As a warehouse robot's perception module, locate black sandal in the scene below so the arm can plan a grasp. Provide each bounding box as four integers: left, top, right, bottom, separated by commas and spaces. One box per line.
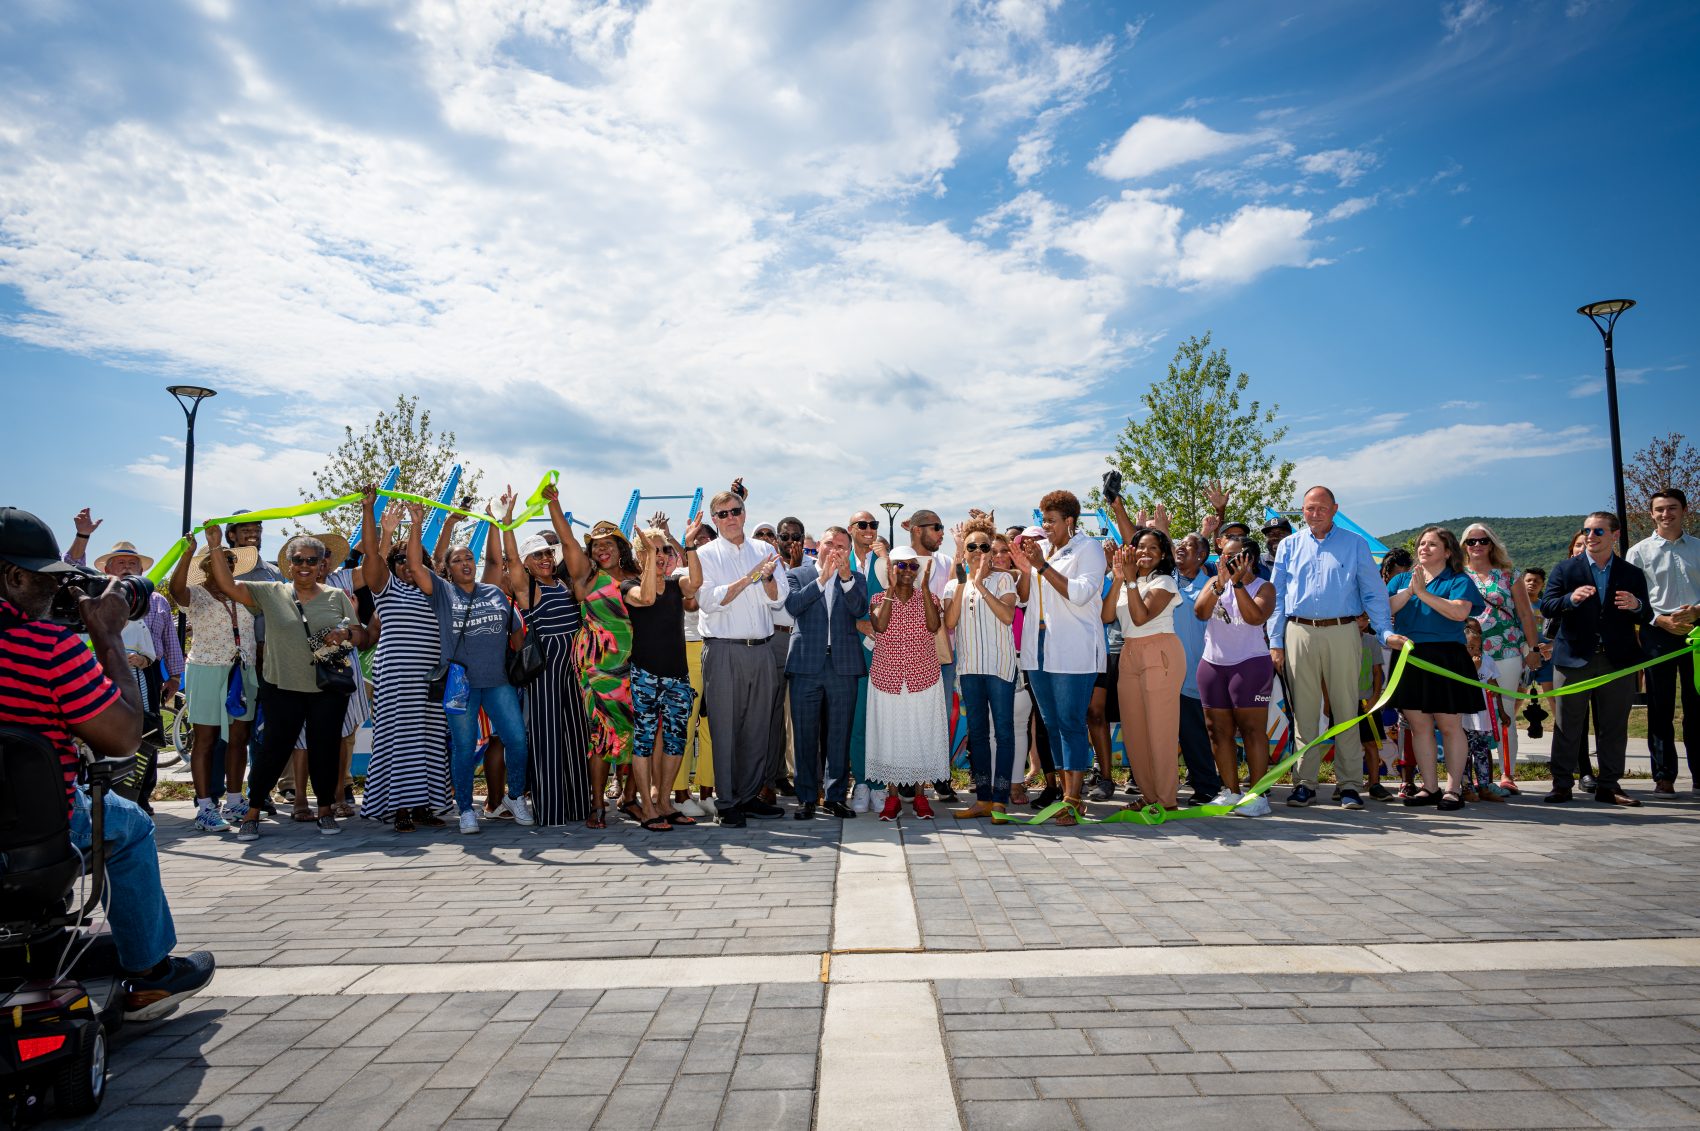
393, 810, 415, 833
659, 810, 697, 826
617, 800, 642, 822
1403, 789, 1439, 807
1437, 791, 1465, 811
641, 815, 673, 831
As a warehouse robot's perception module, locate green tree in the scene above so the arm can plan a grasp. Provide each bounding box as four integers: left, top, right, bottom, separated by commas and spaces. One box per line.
299, 395, 484, 541
1102, 333, 1295, 536
1623, 432, 1700, 542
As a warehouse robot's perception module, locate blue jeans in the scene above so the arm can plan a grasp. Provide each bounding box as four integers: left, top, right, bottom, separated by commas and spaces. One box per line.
960, 674, 1015, 802
71, 786, 176, 973
448, 684, 530, 813
1028, 631, 1097, 773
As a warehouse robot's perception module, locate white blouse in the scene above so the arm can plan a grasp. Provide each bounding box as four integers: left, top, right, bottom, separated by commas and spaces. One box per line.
1115, 573, 1180, 640
1016, 532, 1107, 675
186, 584, 257, 667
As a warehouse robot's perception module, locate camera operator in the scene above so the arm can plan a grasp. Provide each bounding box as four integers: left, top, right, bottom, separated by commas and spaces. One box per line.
65, 509, 185, 812
0, 507, 214, 1021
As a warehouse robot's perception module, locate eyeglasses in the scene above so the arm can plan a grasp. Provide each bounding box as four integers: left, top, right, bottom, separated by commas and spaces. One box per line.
777, 533, 804, 543
851, 520, 879, 530
714, 508, 744, 519
804, 548, 818, 557
1582, 527, 1610, 537
965, 541, 991, 552
289, 555, 323, 566
1462, 537, 1492, 547
913, 523, 943, 532
892, 561, 919, 572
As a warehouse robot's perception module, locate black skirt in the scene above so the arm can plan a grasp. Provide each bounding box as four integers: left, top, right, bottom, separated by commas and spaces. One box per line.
1389, 640, 1486, 716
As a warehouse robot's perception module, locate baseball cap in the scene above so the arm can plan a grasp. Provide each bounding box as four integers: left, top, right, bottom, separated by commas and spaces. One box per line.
1261, 516, 1294, 534
0, 508, 77, 574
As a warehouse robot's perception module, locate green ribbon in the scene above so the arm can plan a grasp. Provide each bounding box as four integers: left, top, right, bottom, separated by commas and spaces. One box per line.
994, 628, 1700, 828
143, 471, 561, 586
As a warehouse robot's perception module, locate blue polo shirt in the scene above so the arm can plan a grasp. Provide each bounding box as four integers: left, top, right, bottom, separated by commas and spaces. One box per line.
1173, 568, 1210, 698
1388, 568, 1485, 645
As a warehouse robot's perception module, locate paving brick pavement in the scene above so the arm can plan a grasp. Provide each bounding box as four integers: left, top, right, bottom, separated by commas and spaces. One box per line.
904, 784, 1700, 951
150, 807, 839, 966
942, 966, 1700, 1129
82, 982, 824, 1130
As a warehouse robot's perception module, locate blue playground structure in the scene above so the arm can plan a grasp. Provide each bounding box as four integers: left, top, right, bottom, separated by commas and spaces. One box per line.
619, 487, 704, 537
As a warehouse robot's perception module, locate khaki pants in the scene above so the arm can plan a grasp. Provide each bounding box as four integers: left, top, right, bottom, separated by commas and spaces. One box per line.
1289, 621, 1365, 790
1117, 634, 1184, 809
674, 640, 715, 791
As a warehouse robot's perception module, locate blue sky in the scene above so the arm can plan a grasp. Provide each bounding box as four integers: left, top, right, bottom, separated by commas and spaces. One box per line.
2, 0, 1696, 563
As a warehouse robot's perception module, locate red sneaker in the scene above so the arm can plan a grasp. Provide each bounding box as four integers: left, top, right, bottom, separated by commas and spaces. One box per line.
912, 794, 934, 820
879, 795, 901, 821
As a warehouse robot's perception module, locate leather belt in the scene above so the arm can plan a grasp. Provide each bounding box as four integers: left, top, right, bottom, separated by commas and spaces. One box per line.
773, 624, 792, 634
1290, 615, 1358, 628
714, 636, 773, 647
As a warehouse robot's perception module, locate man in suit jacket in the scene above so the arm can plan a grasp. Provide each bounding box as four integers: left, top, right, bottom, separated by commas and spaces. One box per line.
784, 526, 869, 818
1540, 511, 1654, 806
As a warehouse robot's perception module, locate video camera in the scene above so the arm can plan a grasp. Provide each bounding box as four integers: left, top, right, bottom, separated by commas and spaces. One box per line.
47, 569, 153, 632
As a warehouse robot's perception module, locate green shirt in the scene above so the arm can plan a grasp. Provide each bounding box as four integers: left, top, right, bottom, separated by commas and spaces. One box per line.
247, 582, 356, 694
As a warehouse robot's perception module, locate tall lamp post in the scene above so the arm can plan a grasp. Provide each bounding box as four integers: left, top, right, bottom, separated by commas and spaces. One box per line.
879, 502, 904, 547
1577, 300, 1635, 554
167, 385, 217, 644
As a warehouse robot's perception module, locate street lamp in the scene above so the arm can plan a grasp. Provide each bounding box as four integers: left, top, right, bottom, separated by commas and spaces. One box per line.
1577, 299, 1635, 554
167, 385, 217, 645
879, 501, 904, 546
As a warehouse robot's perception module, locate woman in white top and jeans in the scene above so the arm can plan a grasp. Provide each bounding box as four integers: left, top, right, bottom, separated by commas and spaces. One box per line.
945, 518, 1019, 818
1016, 489, 1107, 825
1105, 528, 1183, 810
1192, 533, 1276, 817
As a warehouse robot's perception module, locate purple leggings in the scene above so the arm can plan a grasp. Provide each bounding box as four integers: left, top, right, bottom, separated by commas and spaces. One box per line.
1197, 655, 1274, 711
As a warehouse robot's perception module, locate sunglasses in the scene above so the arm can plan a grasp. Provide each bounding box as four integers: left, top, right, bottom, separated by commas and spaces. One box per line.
804, 548, 818, 557
1582, 527, 1610, 537
1462, 537, 1492, 547
289, 554, 323, 566
851, 520, 879, 530
892, 561, 919, 572
965, 541, 991, 552
777, 533, 804, 543
912, 522, 943, 532
714, 507, 745, 519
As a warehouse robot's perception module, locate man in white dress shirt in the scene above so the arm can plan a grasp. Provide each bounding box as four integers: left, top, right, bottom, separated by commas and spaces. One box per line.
690, 487, 789, 827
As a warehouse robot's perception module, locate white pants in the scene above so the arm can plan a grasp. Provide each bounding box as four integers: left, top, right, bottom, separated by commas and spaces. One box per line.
1489, 653, 1524, 767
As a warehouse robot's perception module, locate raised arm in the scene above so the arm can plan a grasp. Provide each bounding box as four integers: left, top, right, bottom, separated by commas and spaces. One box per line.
624, 534, 662, 608
431, 510, 464, 575
202, 525, 257, 608
168, 530, 197, 609
360, 487, 391, 596
404, 502, 434, 596
922, 566, 942, 634
543, 485, 591, 583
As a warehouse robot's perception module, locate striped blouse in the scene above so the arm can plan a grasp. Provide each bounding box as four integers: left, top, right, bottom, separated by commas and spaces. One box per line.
945, 573, 1018, 681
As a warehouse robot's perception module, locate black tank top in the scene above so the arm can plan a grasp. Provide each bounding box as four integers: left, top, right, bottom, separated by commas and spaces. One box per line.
628, 578, 687, 678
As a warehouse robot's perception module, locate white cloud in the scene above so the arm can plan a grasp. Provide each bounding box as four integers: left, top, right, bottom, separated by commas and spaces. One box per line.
1324, 196, 1377, 222
1438, 399, 1484, 411
1442, 0, 1497, 38
1293, 423, 1604, 502
1299, 147, 1380, 186
1054, 190, 1185, 283
1288, 412, 1409, 450
1090, 115, 1254, 180
1176, 205, 1322, 286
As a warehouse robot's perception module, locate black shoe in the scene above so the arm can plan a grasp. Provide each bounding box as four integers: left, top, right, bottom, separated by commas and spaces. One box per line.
1032, 785, 1060, 809
125, 951, 216, 1022
718, 806, 747, 827
1543, 789, 1573, 804
775, 775, 797, 798
1595, 789, 1642, 807
1579, 773, 1598, 792
745, 799, 785, 819
825, 801, 856, 819
934, 781, 959, 803
793, 803, 817, 820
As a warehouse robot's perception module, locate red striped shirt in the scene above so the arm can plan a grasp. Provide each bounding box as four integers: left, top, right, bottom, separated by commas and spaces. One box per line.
0, 598, 121, 813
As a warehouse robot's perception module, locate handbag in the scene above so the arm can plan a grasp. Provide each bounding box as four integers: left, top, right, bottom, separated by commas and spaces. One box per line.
293, 593, 358, 696
222, 599, 248, 717
505, 625, 546, 687
428, 587, 473, 701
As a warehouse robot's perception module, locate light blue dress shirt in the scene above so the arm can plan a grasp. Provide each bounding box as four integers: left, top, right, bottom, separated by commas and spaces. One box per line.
1173, 567, 1210, 698
1268, 523, 1394, 649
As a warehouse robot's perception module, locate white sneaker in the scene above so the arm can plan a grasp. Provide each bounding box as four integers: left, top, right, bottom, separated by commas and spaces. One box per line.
505, 795, 535, 826
194, 807, 230, 833
870, 788, 887, 812
1209, 788, 1242, 808
459, 809, 482, 835
679, 798, 707, 818
697, 796, 718, 819
486, 797, 514, 820
851, 783, 871, 813
220, 796, 247, 823
1236, 794, 1272, 817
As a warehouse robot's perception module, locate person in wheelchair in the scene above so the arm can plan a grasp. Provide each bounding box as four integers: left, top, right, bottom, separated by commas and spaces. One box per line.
0, 508, 213, 1021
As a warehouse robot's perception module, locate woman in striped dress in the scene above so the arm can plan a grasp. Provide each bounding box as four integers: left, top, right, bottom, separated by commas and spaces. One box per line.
504, 487, 595, 827
357, 489, 449, 831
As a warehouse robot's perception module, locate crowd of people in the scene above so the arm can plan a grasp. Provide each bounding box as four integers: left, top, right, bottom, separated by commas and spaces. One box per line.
8, 475, 1700, 850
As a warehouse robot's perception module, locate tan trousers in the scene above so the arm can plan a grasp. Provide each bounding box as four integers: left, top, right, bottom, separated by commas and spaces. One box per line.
1117, 633, 1185, 809
673, 640, 715, 791
1288, 621, 1365, 790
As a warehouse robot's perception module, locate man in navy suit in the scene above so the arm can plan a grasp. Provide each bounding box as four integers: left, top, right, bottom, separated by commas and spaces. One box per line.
1540, 511, 1654, 806
784, 525, 869, 818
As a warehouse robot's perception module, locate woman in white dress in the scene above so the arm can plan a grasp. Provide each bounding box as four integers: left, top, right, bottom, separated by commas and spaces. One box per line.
867, 547, 948, 821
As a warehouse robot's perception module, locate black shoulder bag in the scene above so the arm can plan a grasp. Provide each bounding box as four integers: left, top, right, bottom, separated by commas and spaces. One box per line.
294, 593, 357, 695
505, 586, 546, 687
